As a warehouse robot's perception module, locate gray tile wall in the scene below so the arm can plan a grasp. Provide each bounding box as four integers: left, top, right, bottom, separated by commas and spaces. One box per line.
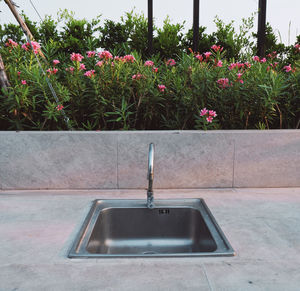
0, 130, 299, 189
0, 132, 117, 189
233, 131, 300, 187
117, 131, 234, 188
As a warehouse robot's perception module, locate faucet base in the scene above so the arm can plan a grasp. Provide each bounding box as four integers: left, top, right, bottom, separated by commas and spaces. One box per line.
147, 191, 154, 209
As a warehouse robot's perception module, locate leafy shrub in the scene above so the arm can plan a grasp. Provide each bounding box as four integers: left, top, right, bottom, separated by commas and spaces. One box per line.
98, 19, 130, 55
153, 16, 185, 59
120, 10, 149, 58
0, 23, 24, 44
182, 26, 216, 54
0, 39, 299, 130
0, 9, 299, 130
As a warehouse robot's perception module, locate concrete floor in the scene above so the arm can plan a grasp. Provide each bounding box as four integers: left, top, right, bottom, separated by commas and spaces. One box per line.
0, 188, 300, 291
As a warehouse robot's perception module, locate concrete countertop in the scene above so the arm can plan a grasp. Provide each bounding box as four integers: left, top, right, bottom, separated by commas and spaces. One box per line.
1, 188, 300, 291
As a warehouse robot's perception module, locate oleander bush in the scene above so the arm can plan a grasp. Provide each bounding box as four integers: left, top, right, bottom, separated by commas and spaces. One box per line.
0, 10, 299, 130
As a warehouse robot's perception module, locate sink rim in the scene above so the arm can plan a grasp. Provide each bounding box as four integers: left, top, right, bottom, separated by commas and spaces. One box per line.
68, 198, 235, 258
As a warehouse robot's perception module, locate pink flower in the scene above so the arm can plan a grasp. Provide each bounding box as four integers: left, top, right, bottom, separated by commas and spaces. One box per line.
217, 78, 230, 89
267, 51, 277, 59
66, 67, 75, 74
166, 59, 176, 66
200, 108, 217, 123
236, 74, 243, 83
22, 41, 41, 54
84, 70, 96, 78
152, 67, 158, 73
21, 80, 27, 85
237, 63, 244, 69
295, 44, 300, 53
31, 41, 41, 52
79, 63, 86, 71
21, 43, 29, 51
216, 60, 223, 67
21, 41, 41, 54
204, 52, 212, 59
70, 53, 84, 62
86, 51, 96, 58
158, 84, 166, 92
5, 39, 18, 48
228, 63, 237, 70
206, 116, 213, 123
123, 55, 135, 63
56, 105, 64, 111
132, 73, 144, 80
17, 71, 21, 76
47, 68, 58, 75
209, 110, 217, 117
229, 62, 245, 70
200, 108, 208, 116
260, 58, 267, 63
244, 62, 251, 68
211, 45, 223, 52
53, 59, 60, 65
114, 56, 121, 62
144, 60, 154, 67
98, 50, 113, 60
253, 56, 260, 62
283, 64, 292, 72
196, 54, 203, 62
96, 61, 104, 67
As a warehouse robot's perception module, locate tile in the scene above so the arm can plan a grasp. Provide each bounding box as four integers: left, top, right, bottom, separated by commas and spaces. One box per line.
203, 260, 300, 291
0, 132, 117, 189
0, 262, 211, 291
117, 131, 234, 188
222, 217, 300, 263
233, 131, 300, 187
262, 217, 300, 252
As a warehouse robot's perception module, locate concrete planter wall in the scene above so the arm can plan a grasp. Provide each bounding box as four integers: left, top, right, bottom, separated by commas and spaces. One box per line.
0, 130, 299, 189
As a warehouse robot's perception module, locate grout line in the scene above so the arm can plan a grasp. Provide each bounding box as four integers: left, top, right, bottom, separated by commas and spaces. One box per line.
232, 138, 236, 188
116, 135, 119, 189
201, 263, 214, 291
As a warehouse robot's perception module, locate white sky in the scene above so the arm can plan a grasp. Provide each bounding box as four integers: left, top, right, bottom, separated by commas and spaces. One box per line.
0, 0, 299, 45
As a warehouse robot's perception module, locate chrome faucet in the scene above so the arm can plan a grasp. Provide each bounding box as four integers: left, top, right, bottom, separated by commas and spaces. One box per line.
147, 143, 155, 209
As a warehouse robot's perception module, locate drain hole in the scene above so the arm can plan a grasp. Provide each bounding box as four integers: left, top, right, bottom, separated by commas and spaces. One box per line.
143, 251, 157, 255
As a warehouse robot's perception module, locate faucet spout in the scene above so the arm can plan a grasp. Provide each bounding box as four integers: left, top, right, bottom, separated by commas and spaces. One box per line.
147, 143, 154, 209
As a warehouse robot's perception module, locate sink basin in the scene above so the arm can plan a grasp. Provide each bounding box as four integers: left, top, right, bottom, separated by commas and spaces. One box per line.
68, 199, 235, 258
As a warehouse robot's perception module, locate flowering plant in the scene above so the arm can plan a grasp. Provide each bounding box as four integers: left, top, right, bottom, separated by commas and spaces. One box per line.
0, 35, 299, 130
195, 108, 219, 130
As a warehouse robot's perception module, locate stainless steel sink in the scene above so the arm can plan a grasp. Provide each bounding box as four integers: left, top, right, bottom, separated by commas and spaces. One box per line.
68, 199, 235, 258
